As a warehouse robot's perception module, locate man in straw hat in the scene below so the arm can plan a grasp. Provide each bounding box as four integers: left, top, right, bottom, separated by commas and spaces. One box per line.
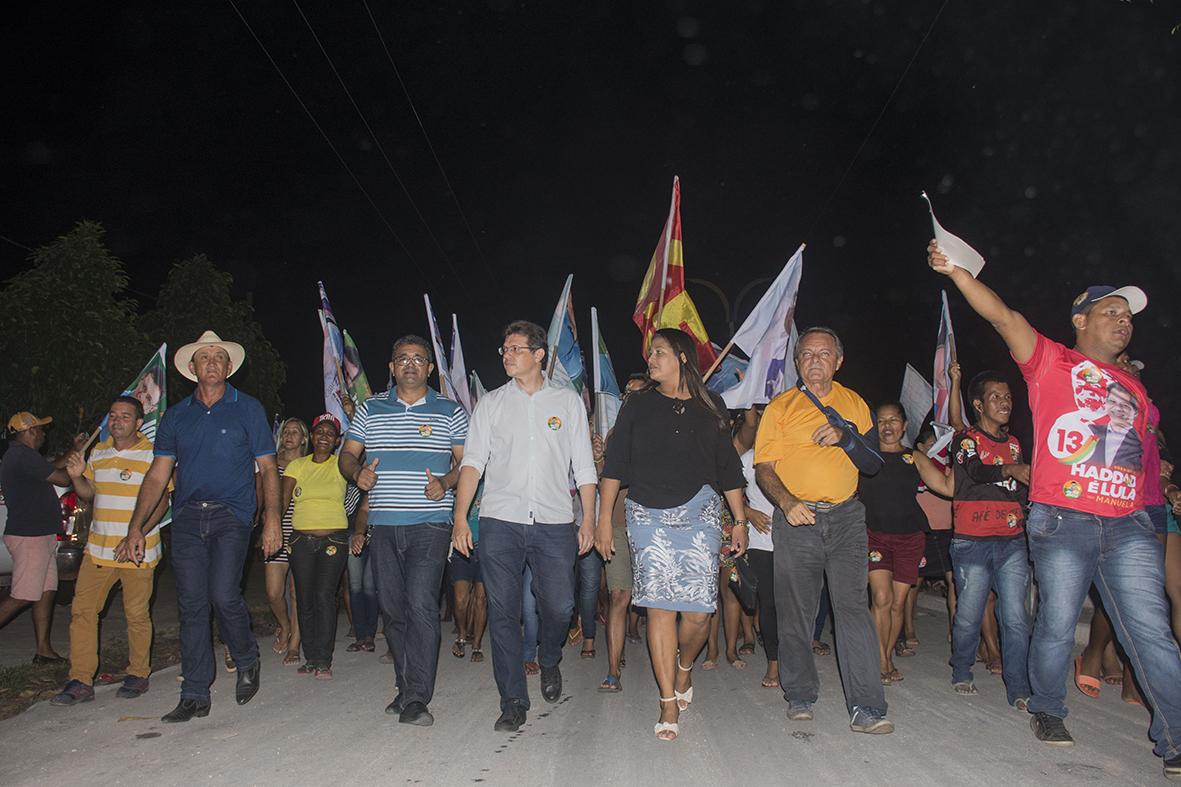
120, 330, 282, 723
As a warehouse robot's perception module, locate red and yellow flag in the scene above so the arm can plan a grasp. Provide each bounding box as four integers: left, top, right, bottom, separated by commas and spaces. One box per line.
633, 176, 717, 371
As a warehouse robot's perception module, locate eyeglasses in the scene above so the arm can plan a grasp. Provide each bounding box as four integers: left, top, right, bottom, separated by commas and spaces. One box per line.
498, 345, 538, 357
393, 355, 430, 367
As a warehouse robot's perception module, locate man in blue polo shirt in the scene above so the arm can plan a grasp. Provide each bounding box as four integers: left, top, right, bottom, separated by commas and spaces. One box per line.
340, 334, 468, 728
121, 331, 281, 723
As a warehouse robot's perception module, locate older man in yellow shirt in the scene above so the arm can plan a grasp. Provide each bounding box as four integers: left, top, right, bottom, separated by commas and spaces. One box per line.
754, 327, 892, 735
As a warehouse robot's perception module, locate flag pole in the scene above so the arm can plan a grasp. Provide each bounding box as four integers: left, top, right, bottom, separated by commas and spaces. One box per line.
654, 177, 677, 328
701, 340, 734, 382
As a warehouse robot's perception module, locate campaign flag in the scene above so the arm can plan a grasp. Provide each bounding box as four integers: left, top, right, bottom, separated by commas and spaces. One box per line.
470, 370, 487, 405
933, 290, 958, 428
900, 364, 933, 446
632, 177, 717, 370
705, 342, 748, 395
318, 309, 350, 432
721, 246, 804, 409
271, 413, 282, 446
546, 275, 589, 409
590, 306, 622, 438
98, 344, 168, 443
448, 314, 475, 415
423, 294, 454, 401
341, 330, 372, 405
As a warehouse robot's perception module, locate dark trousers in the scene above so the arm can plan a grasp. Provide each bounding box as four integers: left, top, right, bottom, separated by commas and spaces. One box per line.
480, 517, 577, 712
748, 549, 778, 661
172, 502, 256, 702
773, 499, 886, 715
289, 531, 350, 668
347, 547, 379, 641
370, 523, 451, 706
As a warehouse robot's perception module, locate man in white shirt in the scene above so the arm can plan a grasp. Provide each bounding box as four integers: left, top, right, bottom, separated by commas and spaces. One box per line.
453, 320, 597, 733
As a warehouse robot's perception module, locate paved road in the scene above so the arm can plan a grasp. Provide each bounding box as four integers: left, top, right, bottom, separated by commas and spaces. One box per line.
0, 593, 1167, 786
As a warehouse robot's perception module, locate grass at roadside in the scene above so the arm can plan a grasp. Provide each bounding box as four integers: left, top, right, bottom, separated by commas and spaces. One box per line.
0, 605, 279, 720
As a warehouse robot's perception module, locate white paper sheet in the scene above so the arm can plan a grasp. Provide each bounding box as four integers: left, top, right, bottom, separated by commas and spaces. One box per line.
921, 191, 986, 278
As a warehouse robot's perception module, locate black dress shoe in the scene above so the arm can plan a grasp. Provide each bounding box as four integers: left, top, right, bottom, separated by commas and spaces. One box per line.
540, 665, 562, 703
32, 654, 66, 665
235, 662, 260, 705
385, 694, 405, 715
162, 699, 210, 723
494, 703, 526, 732
398, 701, 434, 727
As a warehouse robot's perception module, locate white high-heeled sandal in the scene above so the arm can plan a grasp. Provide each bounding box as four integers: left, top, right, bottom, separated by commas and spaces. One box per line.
654, 696, 679, 741
675, 656, 694, 711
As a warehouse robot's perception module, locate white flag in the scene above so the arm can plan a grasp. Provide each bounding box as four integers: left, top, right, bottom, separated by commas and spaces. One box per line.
423, 294, 454, 401
921, 191, 986, 278
899, 364, 933, 446
448, 314, 474, 415
721, 245, 804, 409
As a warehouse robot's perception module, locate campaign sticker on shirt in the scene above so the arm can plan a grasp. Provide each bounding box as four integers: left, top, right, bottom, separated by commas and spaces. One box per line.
294, 485, 302, 498
868, 550, 883, 563
901, 453, 914, 464
119, 469, 132, 481
1062, 480, 1083, 499
419, 424, 434, 437
547, 416, 562, 431
1010, 444, 1022, 461
1006, 512, 1018, 529
325, 545, 337, 556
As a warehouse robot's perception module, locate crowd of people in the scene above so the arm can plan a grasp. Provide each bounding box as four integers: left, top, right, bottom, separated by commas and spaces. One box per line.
2, 241, 1181, 778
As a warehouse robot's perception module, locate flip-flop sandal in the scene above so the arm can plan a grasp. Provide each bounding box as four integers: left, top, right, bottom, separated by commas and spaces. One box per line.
905, 638, 920, 648
1074, 655, 1101, 698
761, 676, 780, 688
524, 661, 540, 676
880, 672, 894, 685
470, 649, 484, 663
452, 639, 466, 658
986, 660, 1003, 676
728, 657, 747, 670
701, 659, 718, 671
894, 642, 916, 658
580, 649, 596, 659
598, 675, 622, 693
283, 651, 301, 666
359, 640, 376, 653
888, 669, 903, 682
738, 642, 756, 656
953, 681, 978, 695
272, 632, 287, 655
811, 641, 831, 656
1102, 673, 1123, 686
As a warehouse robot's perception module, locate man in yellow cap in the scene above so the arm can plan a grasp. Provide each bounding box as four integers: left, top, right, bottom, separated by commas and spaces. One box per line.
0, 411, 76, 662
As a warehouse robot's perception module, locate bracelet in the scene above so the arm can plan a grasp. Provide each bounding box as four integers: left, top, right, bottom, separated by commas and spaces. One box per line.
733, 519, 749, 527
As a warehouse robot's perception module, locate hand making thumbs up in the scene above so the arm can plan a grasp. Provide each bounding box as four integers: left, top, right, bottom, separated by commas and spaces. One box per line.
424, 467, 446, 501
356, 458, 380, 491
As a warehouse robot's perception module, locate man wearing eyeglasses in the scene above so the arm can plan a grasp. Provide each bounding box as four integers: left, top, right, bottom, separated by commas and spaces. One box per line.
453, 320, 598, 733
340, 334, 468, 728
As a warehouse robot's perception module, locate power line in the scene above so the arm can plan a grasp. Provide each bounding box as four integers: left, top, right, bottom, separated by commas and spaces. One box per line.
224, 0, 434, 288
291, 0, 478, 305
0, 235, 34, 252
806, 0, 951, 240
360, 0, 500, 295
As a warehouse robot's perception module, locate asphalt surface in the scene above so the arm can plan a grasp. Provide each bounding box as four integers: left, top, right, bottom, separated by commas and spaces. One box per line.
0, 582, 1168, 786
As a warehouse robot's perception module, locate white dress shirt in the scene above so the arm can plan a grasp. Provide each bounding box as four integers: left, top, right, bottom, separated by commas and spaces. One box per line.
461, 378, 597, 524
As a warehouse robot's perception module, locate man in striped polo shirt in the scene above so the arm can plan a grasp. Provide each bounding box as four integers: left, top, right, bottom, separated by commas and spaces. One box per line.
52, 396, 170, 706
340, 334, 468, 728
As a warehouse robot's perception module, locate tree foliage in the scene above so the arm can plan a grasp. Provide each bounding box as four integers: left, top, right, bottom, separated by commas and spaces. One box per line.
0, 222, 151, 451
138, 255, 285, 417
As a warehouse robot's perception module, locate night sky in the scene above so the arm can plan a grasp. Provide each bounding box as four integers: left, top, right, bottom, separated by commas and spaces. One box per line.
6, 1, 1180, 443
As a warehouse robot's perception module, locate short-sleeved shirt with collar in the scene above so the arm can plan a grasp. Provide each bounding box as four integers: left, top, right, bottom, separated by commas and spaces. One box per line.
345, 387, 468, 526
153, 383, 275, 526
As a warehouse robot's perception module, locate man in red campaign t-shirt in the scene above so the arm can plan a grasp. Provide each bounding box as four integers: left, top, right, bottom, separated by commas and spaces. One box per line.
929, 240, 1181, 780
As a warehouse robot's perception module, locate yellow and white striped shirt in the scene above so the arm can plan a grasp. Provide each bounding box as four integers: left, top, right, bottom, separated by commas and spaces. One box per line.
84, 433, 163, 568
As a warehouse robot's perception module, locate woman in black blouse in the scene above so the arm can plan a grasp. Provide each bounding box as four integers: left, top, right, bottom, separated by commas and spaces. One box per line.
596, 328, 748, 742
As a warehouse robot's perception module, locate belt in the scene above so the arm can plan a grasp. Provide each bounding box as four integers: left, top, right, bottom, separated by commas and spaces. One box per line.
800, 494, 857, 513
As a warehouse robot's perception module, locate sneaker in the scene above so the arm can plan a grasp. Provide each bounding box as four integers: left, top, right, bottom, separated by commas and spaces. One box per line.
116, 675, 150, 699
50, 680, 95, 706
314, 667, 333, 680
1030, 713, 1074, 747
1164, 753, 1181, 780
849, 706, 894, 734
786, 701, 814, 721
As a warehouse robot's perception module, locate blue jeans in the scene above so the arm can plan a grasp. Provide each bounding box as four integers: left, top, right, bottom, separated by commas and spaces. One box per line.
369, 523, 451, 706
1027, 503, 1181, 758
522, 565, 540, 663
949, 536, 1031, 703
347, 547, 379, 641
575, 550, 603, 642
480, 518, 577, 712
171, 502, 256, 701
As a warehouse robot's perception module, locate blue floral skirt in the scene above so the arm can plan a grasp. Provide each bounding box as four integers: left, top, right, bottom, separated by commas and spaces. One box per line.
626, 485, 723, 613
